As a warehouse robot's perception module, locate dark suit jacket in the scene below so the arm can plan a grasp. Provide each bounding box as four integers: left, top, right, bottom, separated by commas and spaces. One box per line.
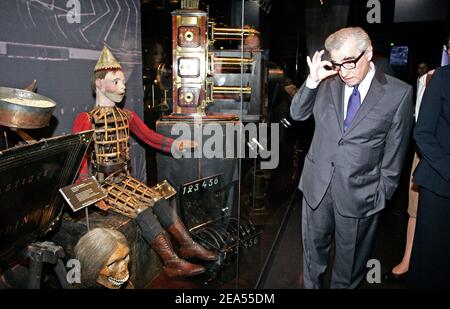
413, 66, 450, 198
291, 67, 413, 218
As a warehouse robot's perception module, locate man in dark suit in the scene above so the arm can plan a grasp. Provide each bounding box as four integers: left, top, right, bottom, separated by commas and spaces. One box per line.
409, 65, 450, 289
290, 27, 413, 288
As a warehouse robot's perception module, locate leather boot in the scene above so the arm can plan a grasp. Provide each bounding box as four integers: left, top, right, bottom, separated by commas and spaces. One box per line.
167, 219, 218, 261
150, 233, 205, 277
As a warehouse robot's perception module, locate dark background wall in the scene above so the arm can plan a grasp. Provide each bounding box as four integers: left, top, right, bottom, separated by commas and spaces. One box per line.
0, 0, 146, 181
267, 0, 449, 86
348, 0, 449, 84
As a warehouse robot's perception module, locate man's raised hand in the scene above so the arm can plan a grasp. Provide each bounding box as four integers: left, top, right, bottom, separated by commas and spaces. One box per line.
306, 50, 337, 83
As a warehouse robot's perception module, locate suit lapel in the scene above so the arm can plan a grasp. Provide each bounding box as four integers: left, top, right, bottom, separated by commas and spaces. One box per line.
343, 68, 386, 136
330, 76, 345, 135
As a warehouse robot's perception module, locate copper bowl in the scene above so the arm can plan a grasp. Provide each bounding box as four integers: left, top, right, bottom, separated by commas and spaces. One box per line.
0, 87, 56, 129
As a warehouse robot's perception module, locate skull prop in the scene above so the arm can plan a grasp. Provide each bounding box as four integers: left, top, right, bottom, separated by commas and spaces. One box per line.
97, 243, 130, 289
75, 228, 131, 289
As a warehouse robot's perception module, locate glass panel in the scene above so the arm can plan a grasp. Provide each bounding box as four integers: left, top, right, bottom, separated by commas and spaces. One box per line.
143, 0, 299, 289
236, 0, 301, 289
146, 0, 245, 288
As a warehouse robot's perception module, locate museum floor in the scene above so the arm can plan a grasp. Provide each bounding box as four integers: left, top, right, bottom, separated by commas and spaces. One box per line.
146, 186, 411, 289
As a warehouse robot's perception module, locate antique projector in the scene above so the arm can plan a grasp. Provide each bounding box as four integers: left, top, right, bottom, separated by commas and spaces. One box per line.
170, 0, 258, 117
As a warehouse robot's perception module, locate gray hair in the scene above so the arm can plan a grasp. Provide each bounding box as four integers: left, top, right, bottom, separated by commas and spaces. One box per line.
74, 228, 128, 288
325, 27, 371, 53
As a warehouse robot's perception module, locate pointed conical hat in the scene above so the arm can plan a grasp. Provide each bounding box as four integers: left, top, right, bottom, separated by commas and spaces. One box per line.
94, 46, 122, 72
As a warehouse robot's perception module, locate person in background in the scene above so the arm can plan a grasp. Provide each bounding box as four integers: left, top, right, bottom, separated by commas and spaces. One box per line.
243, 32, 261, 51
386, 62, 432, 281
144, 40, 171, 113
389, 42, 448, 282
416, 62, 429, 77
408, 40, 450, 289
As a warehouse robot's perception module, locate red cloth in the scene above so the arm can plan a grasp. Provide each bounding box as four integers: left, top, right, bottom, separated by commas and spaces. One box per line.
128, 110, 174, 153
72, 109, 174, 181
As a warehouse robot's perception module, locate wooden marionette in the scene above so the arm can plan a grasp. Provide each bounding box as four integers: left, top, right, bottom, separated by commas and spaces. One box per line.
72, 47, 217, 278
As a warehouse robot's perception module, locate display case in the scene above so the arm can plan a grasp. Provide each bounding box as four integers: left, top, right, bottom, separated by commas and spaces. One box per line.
143, 0, 300, 289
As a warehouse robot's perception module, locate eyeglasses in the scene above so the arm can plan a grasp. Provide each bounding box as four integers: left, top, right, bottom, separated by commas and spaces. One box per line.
330, 50, 366, 71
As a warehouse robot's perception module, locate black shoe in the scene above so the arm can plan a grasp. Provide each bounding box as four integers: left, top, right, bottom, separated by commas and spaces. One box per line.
384, 271, 407, 283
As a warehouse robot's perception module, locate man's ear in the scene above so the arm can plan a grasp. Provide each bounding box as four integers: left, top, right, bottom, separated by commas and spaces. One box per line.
366, 45, 373, 62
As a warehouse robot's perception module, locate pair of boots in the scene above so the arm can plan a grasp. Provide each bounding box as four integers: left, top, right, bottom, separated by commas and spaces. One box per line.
150, 219, 217, 277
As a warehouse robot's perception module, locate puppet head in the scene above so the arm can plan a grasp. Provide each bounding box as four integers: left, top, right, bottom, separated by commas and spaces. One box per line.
92, 47, 126, 106
75, 228, 130, 289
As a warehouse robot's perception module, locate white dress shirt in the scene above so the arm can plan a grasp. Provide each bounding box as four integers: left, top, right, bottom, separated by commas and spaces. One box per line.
305, 62, 376, 120
343, 62, 376, 117
415, 73, 427, 122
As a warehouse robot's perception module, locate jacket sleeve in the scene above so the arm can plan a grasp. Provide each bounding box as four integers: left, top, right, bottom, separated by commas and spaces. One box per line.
414, 68, 450, 181
380, 86, 414, 200
128, 110, 174, 153
72, 112, 92, 182
290, 81, 319, 121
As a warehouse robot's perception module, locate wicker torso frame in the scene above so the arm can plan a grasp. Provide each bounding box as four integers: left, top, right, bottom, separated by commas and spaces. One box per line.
87, 106, 175, 218
89, 106, 130, 175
